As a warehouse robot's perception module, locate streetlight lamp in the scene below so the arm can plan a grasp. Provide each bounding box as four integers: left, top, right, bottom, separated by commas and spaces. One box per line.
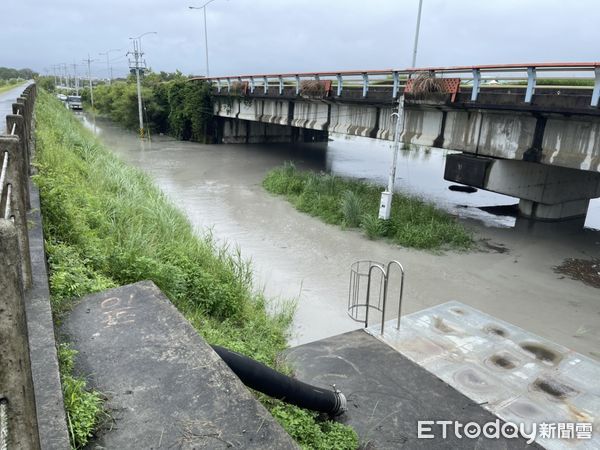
99, 48, 122, 85
189, 0, 218, 77
130, 31, 158, 54
127, 31, 157, 138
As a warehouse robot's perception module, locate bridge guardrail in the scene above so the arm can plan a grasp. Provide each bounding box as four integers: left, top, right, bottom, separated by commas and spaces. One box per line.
193, 62, 600, 107
0, 83, 41, 449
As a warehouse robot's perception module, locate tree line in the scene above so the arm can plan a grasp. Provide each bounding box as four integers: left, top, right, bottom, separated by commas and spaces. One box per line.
0, 67, 37, 81
89, 72, 214, 142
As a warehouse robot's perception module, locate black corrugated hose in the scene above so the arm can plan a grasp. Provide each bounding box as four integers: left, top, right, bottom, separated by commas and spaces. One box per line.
211, 345, 347, 416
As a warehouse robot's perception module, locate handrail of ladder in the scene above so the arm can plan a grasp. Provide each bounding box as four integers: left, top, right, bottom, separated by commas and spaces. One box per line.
386, 260, 405, 332
365, 263, 387, 333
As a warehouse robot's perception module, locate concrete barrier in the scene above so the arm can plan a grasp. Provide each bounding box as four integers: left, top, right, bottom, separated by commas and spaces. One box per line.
0, 219, 40, 450
0, 84, 70, 449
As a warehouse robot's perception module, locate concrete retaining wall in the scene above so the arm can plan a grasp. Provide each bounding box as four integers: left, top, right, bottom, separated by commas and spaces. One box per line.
0, 84, 70, 449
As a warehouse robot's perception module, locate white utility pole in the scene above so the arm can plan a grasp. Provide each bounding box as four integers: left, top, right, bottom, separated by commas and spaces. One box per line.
71, 63, 79, 95
378, 0, 423, 220
189, 0, 218, 77
128, 32, 157, 138
378, 96, 405, 220
128, 39, 146, 138
83, 54, 96, 109
99, 49, 121, 85
411, 0, 424, 68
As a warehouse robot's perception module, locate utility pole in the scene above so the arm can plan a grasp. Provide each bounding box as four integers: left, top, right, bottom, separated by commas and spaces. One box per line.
378, 96, 405, 220
411, 0, 424, 68
83, 54, 96, 109
99, 49, 121, 85
71, 63, 79, 95
378, 0, 423, 219
51, 65, 58, 87
127, 39, 146, 138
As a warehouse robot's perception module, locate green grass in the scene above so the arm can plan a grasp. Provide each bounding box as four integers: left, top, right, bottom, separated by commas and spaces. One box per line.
263, 163, 473, 250
34, 90, 357, 449
58, 344, 104, 449
0, 81, 24, 94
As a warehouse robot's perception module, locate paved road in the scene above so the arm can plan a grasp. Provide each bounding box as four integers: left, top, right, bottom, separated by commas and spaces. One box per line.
0, 82, 32, 133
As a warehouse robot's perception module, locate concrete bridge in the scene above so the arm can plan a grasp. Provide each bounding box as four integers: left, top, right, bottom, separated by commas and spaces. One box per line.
194, 62, 600, 222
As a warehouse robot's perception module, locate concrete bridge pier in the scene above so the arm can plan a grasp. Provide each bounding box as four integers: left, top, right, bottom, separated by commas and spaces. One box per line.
445, 154, 600, 222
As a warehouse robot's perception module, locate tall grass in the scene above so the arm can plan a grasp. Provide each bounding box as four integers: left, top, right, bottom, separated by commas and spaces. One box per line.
34, 91, 357, 449
263, 164, 473, 250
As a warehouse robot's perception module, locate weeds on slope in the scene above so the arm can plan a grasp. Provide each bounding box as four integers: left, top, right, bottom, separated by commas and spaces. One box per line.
35, 90, 357, 449
263, 162, 473, 251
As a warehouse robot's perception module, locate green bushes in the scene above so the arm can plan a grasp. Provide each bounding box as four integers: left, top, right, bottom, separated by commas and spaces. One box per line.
85, 72, 213, 142
263, 163, 473, 250
35, 90, 357, 449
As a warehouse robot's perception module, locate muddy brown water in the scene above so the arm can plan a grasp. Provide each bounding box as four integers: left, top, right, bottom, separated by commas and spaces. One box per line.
82, 115, 600, 358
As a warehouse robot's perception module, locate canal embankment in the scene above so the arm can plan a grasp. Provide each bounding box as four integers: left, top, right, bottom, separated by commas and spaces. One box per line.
34, 90, 358, 449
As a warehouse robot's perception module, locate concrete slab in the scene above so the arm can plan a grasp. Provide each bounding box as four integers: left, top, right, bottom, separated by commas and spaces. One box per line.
285, 330, 541, 449
61, 281, 297, 449
367, 301, 600, 450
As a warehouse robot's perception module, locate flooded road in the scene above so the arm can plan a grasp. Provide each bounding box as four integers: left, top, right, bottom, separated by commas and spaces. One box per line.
85, 116, 600, 359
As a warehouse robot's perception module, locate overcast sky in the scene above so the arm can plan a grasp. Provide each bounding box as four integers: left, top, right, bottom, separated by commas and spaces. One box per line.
3, 0, 599, 78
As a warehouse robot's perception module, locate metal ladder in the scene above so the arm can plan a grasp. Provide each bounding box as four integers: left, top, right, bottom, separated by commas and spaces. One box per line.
347, 260, 405, 335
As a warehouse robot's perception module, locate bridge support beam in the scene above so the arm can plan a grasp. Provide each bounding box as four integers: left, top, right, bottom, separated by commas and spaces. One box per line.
216, 117, 328, 144
445, 154, 600, 222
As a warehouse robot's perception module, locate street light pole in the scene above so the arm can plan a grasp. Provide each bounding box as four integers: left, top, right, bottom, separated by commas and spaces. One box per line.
189, 0, 218, 77
411, 0, 424, 68
99, 49, 121, 85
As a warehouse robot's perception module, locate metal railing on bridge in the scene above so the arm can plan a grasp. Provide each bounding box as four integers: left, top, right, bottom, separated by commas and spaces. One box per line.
194, 62, 600, 107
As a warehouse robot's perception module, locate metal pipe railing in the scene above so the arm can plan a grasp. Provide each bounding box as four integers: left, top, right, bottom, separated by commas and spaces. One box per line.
193, 62, 600, 106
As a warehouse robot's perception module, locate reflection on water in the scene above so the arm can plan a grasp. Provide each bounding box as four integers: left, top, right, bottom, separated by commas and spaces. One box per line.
81, 115, 600, 231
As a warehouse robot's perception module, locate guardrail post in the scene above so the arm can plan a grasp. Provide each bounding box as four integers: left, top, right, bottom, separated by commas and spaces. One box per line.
6, 115, 30, 207
336, 74, 343, 96
592, 67, 600, 107
278, 76, 283, 95
471, 68, 481, 101
392, 71, 399, 98
0, 135, 31, 288
362, 73, 369, 97
250, 77, 255, 94
295, 75, 300, 95
263, 76, 268, 94
525, 67, 536, 103
0, 219, 41, 450
12, 102, 29, 158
